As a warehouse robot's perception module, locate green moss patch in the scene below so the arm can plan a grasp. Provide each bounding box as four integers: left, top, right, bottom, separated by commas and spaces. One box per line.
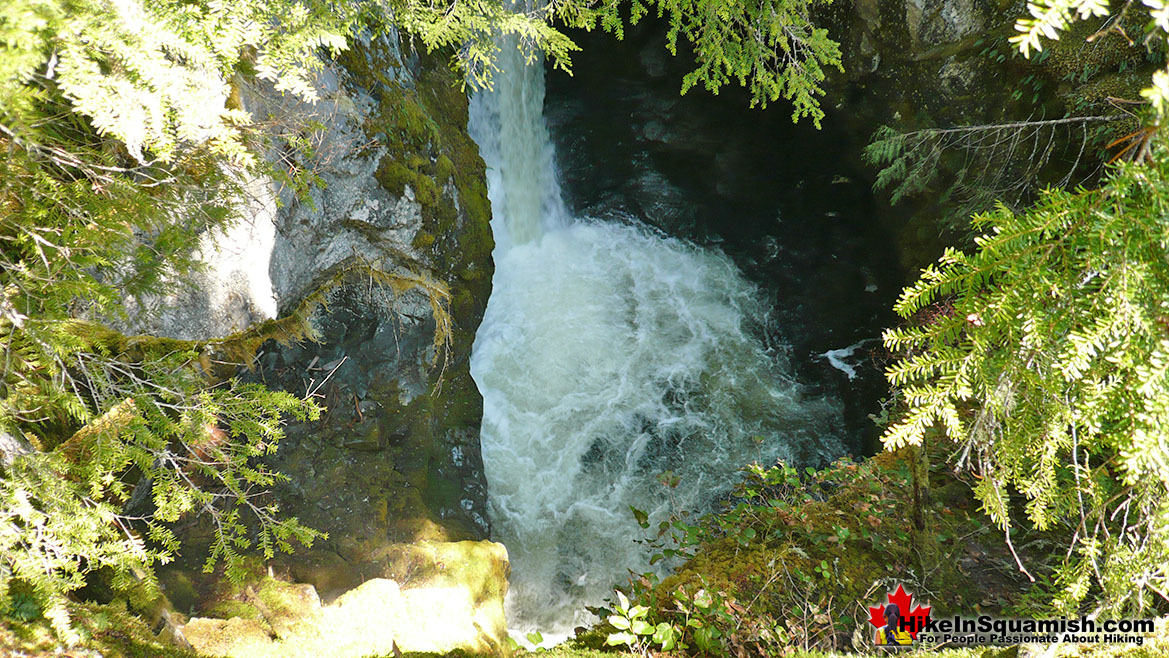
0, 602, 200, 658
612, 446, 1027, 654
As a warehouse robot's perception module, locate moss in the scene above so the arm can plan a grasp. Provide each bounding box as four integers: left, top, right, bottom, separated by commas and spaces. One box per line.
1070, 67, 1155, 110
413, 231, 437, 249
434, 154, 456, 181
171, 554, 268, 616
310, 37, 492, 547
645, 447, 1019, 651
158, 570, 199, 615
1042, 16, 1148, 79
434, 370, 487, 430
345, 45, 494, 447
205, 599, 265, 623
180, 616, 273, 656
374, 160, 419, 197
340, 40, 493, 285
0, 602, 200, 658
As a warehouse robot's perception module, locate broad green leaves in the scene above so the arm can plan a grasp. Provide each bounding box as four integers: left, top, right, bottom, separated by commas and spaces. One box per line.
605, 588, 692, 654
606, 590, 654, 649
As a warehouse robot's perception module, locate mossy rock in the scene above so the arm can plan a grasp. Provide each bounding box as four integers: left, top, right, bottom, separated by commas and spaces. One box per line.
371, 540, 509, 597
1041, 15, 1149, 80
642, 447, 1018, 652
180, 541, 510, 658
204, 600, 266, 625
251, 578, 322, 639
158, 570, 197, 611
284, 549, 358, 597
181, 616, 275, 658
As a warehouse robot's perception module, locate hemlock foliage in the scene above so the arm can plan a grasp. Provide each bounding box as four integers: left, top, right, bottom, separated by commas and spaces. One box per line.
13, 0, 1169, 647
615, 0, 842, 126
883, 152, 1169, 613
882, 0, 1169, 614
862, 116, 1120, 227
399, 0, 843, 126
0, 0, 343, 635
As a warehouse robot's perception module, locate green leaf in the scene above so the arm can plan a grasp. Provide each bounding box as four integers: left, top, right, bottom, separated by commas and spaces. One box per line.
615, 590, 630, 613
631, 619, 654, 635
605, 631, 637, 647
630, 505, 649, 527
693, 588, 714, 609
653, 622, 677, 650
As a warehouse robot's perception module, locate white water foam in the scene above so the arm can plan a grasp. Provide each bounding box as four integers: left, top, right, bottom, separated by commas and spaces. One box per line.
819, 338, 879, 381
467, 39, 844, 635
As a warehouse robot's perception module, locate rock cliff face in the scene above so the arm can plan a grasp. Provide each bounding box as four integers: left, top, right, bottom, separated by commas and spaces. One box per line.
151, 28, 503, 654
827, 0, 1012, 270
830, 0, 1143, 273
833, 0, 1009, 139
248, 33, 497, 590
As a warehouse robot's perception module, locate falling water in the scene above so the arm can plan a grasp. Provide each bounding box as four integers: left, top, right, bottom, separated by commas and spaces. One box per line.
467, 40, 845, 636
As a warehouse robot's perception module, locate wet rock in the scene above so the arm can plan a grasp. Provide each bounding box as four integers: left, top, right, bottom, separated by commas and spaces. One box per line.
639, 43, 668, 78
905, 0, 985, 47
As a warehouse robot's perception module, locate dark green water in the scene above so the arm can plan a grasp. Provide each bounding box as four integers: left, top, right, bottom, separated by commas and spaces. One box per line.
544, 25, 906, 452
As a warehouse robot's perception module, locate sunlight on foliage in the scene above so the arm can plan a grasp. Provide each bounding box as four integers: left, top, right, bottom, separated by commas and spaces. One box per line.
0, 0, 843, 643
1011, 0, 1169, 118
397, 0, 842, 126
883, 144, 1169, 614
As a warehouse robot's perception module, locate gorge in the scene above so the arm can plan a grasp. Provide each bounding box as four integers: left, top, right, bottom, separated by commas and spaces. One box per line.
5, 1, 1168, 656
467, 30, 895, 635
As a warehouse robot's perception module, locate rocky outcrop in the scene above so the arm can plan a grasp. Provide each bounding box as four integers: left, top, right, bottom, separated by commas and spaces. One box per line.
153, 26, 499, 653
118, 171, 280, 340
836, 0, 1003, 121
830, 0, 1146, 273
252, 35, 494, 585
181, 541, 510, 658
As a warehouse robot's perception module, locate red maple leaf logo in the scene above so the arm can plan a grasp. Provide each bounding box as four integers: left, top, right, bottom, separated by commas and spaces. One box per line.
867, 584, 932, 640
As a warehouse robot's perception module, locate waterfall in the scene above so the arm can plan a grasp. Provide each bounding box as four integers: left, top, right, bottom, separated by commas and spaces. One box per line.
467, 40, 845, 637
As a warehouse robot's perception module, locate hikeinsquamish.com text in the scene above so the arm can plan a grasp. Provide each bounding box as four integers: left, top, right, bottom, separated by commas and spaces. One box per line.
912, 616, 1154, 646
